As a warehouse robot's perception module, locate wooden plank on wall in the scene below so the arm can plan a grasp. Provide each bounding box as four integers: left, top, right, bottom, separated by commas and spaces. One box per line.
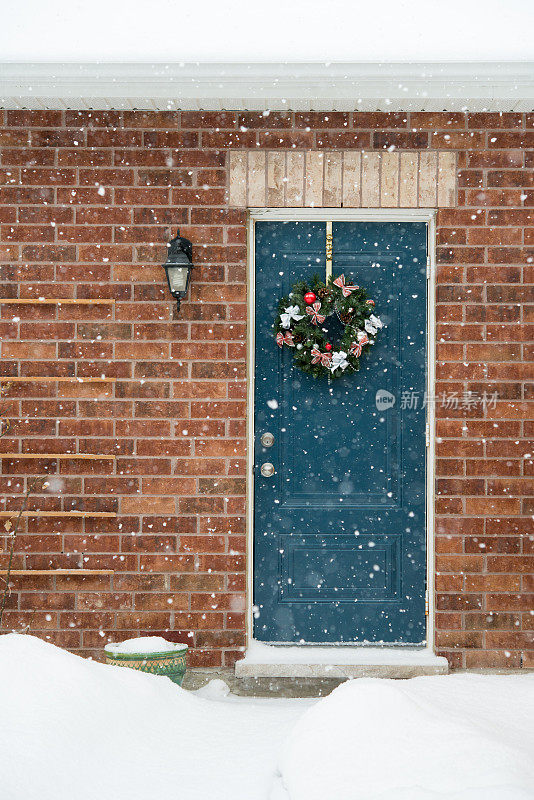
304, 151, 324, 207
228, 151, 247, 207
0, 377, 116, 383
323, 152, 342, 207
247, 151, 266, 206
399, 152, 419, 207
267, 152, 285, 206
419, 151, 438, 207
361, 152, 380, 207
380, 151, 399, 207
0, 511, 117, 518
286, 152, 305, 207
438, 151, 457, 207
0, 453, 115, 460
342, 151, 361, 207
0, 569, 114, 575
0, 299, 114, 304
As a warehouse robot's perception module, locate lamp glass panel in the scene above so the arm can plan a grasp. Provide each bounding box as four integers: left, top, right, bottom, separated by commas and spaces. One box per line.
167, 266, 189, 294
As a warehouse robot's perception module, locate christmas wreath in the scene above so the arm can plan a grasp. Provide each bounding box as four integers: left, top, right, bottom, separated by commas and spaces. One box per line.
275, 273, 383, 379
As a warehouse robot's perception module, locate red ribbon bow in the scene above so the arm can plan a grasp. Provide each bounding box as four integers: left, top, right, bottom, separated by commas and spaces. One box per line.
333, 274, 358, 297
305, 301, 326, 325
311, 346, 332, 367
276, 331, 295, 348
349, 333, 369, 358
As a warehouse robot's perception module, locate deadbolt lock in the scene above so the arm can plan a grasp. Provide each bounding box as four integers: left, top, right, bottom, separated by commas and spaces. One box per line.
260, 462, 275, 478
260, 432, 275, 448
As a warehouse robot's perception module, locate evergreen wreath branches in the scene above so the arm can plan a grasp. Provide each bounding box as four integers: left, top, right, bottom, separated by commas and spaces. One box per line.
274, 273, 383, 380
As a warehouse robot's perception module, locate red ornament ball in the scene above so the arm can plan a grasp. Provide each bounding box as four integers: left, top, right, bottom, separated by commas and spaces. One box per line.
325, 343, 332, 352
304, 291, 316, 304
366, 299, 375, 306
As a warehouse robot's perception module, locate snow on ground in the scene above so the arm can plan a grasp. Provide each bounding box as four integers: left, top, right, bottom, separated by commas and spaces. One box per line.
276, 674, 534, 800
0, 634, 308, 800
0, 633, 533, 800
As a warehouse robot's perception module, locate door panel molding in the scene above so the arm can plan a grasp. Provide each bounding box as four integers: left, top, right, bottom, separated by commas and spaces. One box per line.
279, 534, 400, 603
246, 208, 437, 652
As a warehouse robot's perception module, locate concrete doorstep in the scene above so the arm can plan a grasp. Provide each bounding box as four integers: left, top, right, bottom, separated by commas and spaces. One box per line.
183, 645, 449, 697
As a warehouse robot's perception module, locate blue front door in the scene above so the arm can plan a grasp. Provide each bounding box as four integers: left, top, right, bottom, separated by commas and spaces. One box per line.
253, 220, 428, 644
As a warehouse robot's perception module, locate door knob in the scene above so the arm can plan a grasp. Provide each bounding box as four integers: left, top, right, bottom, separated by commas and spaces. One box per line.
260, 432, 275, 448
260, 462, 275, 477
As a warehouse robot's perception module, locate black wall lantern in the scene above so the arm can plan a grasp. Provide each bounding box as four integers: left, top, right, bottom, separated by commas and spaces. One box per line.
162, 229, 194, 312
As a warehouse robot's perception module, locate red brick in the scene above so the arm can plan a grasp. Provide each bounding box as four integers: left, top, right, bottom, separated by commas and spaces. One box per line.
487, 594, 533, 612
488, 132, 534, 148
349, 112, 407, 128
315, 132, 371, 148
293, 112, 349, 128
173, 459, 226, 476
437, 594, 483, 611
468, 113, 524, 129
466, 460, 520, 477
0, 110, 531, 667
0, 129, 31, 146
412, 112, 466, 130
465, 650, 522, 668
374, 131, 428, 149
465, 575, 521, 591
465, 188, 525, 206
7, 110, 64, 127
486, 631, 534, 649
465, 498, 521, 515
436, 631, 483, 648
58, 149, 113, 167
487, 555, 534, 573
486, 517, 534, 536
179, 498, 225, 515
121, 497, 176, 515
436, 555, 485, 573
436, 574, 464, 591
133, 593, 188, 611
201, 131, 256, 148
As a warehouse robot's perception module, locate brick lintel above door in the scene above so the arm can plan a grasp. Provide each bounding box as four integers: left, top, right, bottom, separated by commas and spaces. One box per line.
228, 150, 457, 208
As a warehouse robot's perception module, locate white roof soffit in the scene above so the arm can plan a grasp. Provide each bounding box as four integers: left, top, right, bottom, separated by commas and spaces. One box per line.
0, 62, 533, 113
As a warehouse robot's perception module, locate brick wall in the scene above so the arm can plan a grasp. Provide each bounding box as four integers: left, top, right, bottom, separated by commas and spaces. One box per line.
0, 110, 532, 669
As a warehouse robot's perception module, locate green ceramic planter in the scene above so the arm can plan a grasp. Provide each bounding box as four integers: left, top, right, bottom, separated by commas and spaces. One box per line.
104, 642, 188, 686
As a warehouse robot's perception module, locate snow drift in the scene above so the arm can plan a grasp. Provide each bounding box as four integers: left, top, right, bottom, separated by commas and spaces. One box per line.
0, 634, 532, 800
0, 634, 305, 800
277, 673, 534, 800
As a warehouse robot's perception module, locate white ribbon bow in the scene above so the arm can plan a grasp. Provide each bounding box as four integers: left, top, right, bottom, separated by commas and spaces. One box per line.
364, 314, 382, 336
369, 314, 383, 329
280, 304, 304, 329
330, 351, 349, 373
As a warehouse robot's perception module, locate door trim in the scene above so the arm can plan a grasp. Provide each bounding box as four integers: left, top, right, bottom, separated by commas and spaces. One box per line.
246, 208, 437, 654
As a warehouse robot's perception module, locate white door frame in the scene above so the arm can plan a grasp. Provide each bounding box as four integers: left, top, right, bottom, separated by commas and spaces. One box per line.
246, 208, 437, 654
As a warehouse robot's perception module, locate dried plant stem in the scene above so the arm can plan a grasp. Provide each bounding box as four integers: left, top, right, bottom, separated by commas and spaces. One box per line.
0, 382, 46, 632
0, 479, 40, 629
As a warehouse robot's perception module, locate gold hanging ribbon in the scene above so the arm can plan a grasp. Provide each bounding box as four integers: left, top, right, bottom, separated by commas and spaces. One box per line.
325, 220, 333, 281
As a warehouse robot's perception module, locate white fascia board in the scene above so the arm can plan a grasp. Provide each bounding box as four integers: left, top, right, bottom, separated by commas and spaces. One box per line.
0, 61, 533, 112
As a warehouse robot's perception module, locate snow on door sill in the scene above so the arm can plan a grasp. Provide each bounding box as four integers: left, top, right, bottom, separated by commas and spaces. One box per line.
235, 641, 448, 679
